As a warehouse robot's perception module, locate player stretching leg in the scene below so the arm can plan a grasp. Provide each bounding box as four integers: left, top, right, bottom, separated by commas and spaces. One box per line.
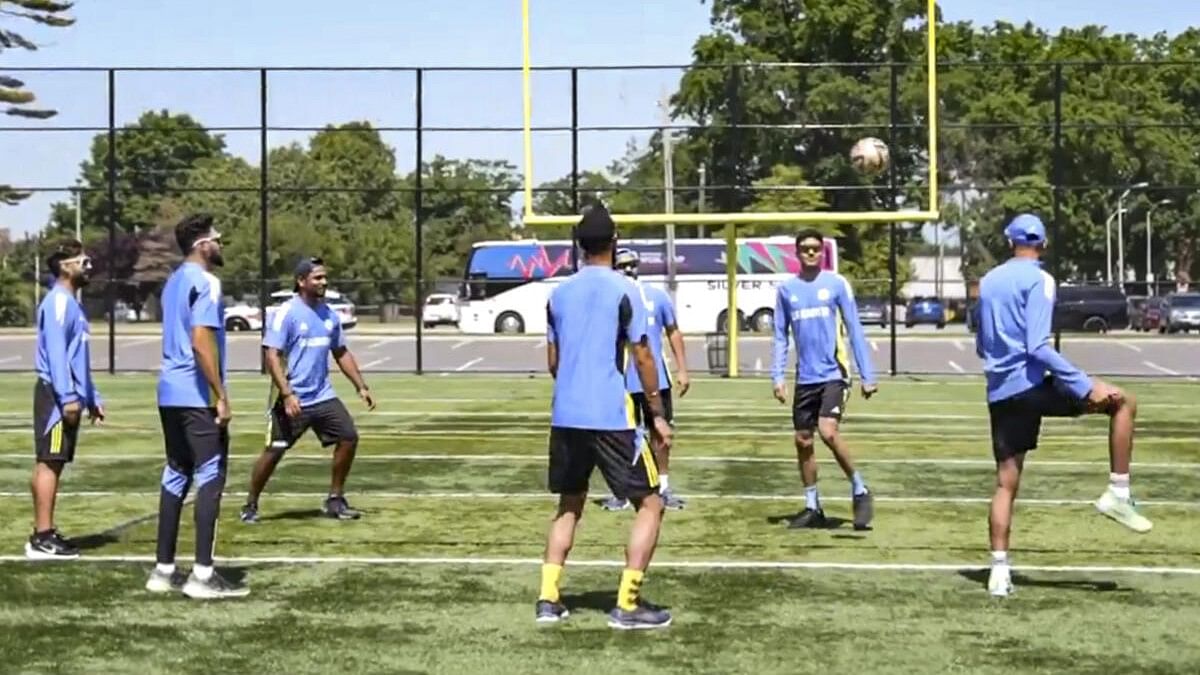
146, 214, 247, 599
976, 214, 1151, 598
535, 205, 674, 630
603, 248, 690, 511
27, 240, 104, 559
240, 257, 375, 523
771, 229, 877, 530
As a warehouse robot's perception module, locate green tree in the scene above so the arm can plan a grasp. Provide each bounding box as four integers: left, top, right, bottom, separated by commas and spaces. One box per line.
416, 156, 520, 283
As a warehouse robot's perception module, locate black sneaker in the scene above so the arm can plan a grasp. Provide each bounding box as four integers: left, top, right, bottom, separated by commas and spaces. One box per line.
535, 599, 570, 624
787, 507, 828, 529
322, 495, 362, 520
608, 604, 672, 630
852, 490, 875, 530
240, 503, 260, 524
25, 529, 79, 560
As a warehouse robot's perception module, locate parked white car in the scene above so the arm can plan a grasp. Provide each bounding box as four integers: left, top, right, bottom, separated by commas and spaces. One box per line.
224, 302, 263, 332
265, 289, 358, 329
423, 293, 460, 328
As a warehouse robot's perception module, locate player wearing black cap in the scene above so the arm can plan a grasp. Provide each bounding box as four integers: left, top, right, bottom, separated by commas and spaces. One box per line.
239, 256, 376, 523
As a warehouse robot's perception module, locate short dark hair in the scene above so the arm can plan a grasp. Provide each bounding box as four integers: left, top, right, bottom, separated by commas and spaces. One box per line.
576, 203, 617, 256
175, 213, 214, 254
47, 239, 84, 277
795, 229, 824, 247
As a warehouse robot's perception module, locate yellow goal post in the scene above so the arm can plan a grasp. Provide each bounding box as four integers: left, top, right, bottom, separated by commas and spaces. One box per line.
519, 0, 942, 376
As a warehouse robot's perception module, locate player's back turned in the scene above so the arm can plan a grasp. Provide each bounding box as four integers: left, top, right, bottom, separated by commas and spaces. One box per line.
548, 268, 637, 431
976, 257, 1054, 402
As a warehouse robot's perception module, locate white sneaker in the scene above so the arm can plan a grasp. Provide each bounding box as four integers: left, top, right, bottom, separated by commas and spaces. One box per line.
145, 568, 188, 593
988, 565, 1013, 597
1095, 488, 1153, 533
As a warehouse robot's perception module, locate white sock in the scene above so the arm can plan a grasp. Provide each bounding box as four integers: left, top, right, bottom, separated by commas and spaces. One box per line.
991, 550, 1009, 567
193, 564, 214, 581
1109, 473, 1131, 499
659, 474, 670, 493
155, 563, 175, 575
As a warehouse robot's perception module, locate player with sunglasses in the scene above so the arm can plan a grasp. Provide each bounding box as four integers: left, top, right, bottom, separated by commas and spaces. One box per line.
771, 229, 878, 531
27, 239, 104, 559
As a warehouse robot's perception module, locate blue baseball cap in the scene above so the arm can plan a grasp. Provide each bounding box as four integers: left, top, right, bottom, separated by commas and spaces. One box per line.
1004, 214, 1047, 245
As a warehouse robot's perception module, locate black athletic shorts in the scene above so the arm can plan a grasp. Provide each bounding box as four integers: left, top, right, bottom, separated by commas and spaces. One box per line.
631, 388, 673, 427
793, 380, 850, 431
269, 397, 358, 452
158, 406, 230, 476
987, 377, 1088, 461
547, 427, 659, 500
33, 379, 80, 463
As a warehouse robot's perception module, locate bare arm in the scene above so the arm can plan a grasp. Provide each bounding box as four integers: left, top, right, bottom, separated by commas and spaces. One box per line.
631, 339, 664, 417
665, 324, 689, 393
547, 341, 559, 378
264, 347, 291, 396
191, 325, 227, 403
333, 346, 369, 393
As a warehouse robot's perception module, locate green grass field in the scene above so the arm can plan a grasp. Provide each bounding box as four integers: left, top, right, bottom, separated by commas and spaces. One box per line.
1, 373, 1198, 674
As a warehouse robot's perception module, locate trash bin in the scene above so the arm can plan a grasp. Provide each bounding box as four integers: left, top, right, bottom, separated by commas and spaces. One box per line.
705, 332, 728, 375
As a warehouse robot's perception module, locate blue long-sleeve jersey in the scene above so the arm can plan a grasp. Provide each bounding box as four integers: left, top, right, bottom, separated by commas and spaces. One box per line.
975, 257, 1092, 403
772, 272, 876, 387
34, 284, 101, 410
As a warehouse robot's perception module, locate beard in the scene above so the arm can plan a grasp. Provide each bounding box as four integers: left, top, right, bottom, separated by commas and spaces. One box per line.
209, 250, 225, 267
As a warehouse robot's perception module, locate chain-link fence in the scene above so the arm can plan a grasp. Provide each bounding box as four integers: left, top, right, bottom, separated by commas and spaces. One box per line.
1, 62, 1197, 376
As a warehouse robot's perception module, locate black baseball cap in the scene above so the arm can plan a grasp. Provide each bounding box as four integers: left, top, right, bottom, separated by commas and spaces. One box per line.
293, 256, 324, 291
576, 203, 616, 243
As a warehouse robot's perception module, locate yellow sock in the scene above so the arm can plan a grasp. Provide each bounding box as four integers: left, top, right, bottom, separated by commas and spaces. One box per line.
539, 563, 563, 603
617, 568, 645, 611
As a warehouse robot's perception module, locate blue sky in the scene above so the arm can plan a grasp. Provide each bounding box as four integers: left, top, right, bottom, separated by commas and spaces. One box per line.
2, 0, 1198, 236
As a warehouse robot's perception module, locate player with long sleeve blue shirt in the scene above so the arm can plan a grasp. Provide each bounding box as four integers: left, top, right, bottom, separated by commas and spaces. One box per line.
27, 240, 104, 560
975, 213, 1151, 599
770, 229, 878, 531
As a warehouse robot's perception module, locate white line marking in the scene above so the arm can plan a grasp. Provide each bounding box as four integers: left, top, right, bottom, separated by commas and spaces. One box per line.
7, 452, 1194, 469
754, 357, 762, 371
0, 355, 22, 365
870, 340, 878, 352
456, 357, 484, 372
1144, 361, 1181, 376
451, 340, 472, 351
953, 340, 965, 352
533, 340, 545, 350
3, 491, 1196, 507
366, 339, 396, 350
118, 337, 158, 348
1117, 342, 1143, 353
0, 554, 1197, 576
360, 357, 392, 370
946, 360, 965, 373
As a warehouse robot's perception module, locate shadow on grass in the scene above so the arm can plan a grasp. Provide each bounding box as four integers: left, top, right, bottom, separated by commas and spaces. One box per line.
765, 512, 852, 531
958, 568, 1127, 593
561, 590, 673, 614
261, 508, 326, 522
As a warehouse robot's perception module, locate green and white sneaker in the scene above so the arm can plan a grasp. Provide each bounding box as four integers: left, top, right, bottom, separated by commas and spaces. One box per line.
1095, 488, 1153, 533
988, 565, 1013, 598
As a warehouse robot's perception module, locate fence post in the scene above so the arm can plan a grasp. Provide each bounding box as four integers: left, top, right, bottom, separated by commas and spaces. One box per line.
258, 68, 269, 373
106, 69, 117, 375
887, 63, 899, 376
414, 68, 425, 375
570, 67, 579, 272
1052, 62, 1064, 351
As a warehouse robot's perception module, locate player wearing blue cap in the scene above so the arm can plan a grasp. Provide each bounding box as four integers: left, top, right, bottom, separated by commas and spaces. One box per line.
975, 213, 1151, 598
240, 256, 376, 524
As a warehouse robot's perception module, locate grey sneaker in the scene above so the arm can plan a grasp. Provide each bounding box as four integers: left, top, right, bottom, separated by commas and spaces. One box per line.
322, 495, 362, 520
661, 489, 686, 510
182, 570, 250, 600
145, 568, 188, 593
239, 502, 260, 524
535, 599, 570, 624
601, 496, 631, 511
852, 490, 874, 530
608, 603, 672, 630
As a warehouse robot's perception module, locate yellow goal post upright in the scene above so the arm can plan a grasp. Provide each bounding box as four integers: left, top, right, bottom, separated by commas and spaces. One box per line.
519, 0, 941, 377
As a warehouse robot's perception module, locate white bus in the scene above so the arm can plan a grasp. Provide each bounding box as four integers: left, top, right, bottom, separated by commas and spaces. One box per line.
455, 236, 838, 335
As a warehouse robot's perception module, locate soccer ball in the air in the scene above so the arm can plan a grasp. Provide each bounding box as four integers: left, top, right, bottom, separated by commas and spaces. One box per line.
850, 137, 890, 175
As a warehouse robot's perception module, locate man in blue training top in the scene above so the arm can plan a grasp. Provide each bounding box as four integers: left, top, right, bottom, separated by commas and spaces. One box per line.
976, 213, 1151, 598
771, 228, 877, 531
601, 247, 690, 512
535, 204, 675, 631
27, 239, 105, 560
146, 213, 248, 600
240, 256, 376, 523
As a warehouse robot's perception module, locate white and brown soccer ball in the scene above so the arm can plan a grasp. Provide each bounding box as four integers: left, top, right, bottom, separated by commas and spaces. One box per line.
850, 137, 890, 175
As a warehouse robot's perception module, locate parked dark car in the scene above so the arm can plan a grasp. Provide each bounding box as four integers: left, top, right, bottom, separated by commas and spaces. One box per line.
1161, 293, 1200, 333
905, 296, 946, 329
1052, 285, 1128, 332
856, 296, 889, 327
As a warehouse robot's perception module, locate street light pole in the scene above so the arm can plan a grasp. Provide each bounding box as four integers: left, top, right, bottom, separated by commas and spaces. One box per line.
1116, 181, 1149, 287
1105, 208, 1125, 284
1146, 198, 1171, 292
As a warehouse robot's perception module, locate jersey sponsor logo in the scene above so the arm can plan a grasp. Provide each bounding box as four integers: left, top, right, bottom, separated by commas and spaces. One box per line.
324, 318, 335, 331
817, 288, 831, 302
793, 306, 832, 321
299, 337, 331, 348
